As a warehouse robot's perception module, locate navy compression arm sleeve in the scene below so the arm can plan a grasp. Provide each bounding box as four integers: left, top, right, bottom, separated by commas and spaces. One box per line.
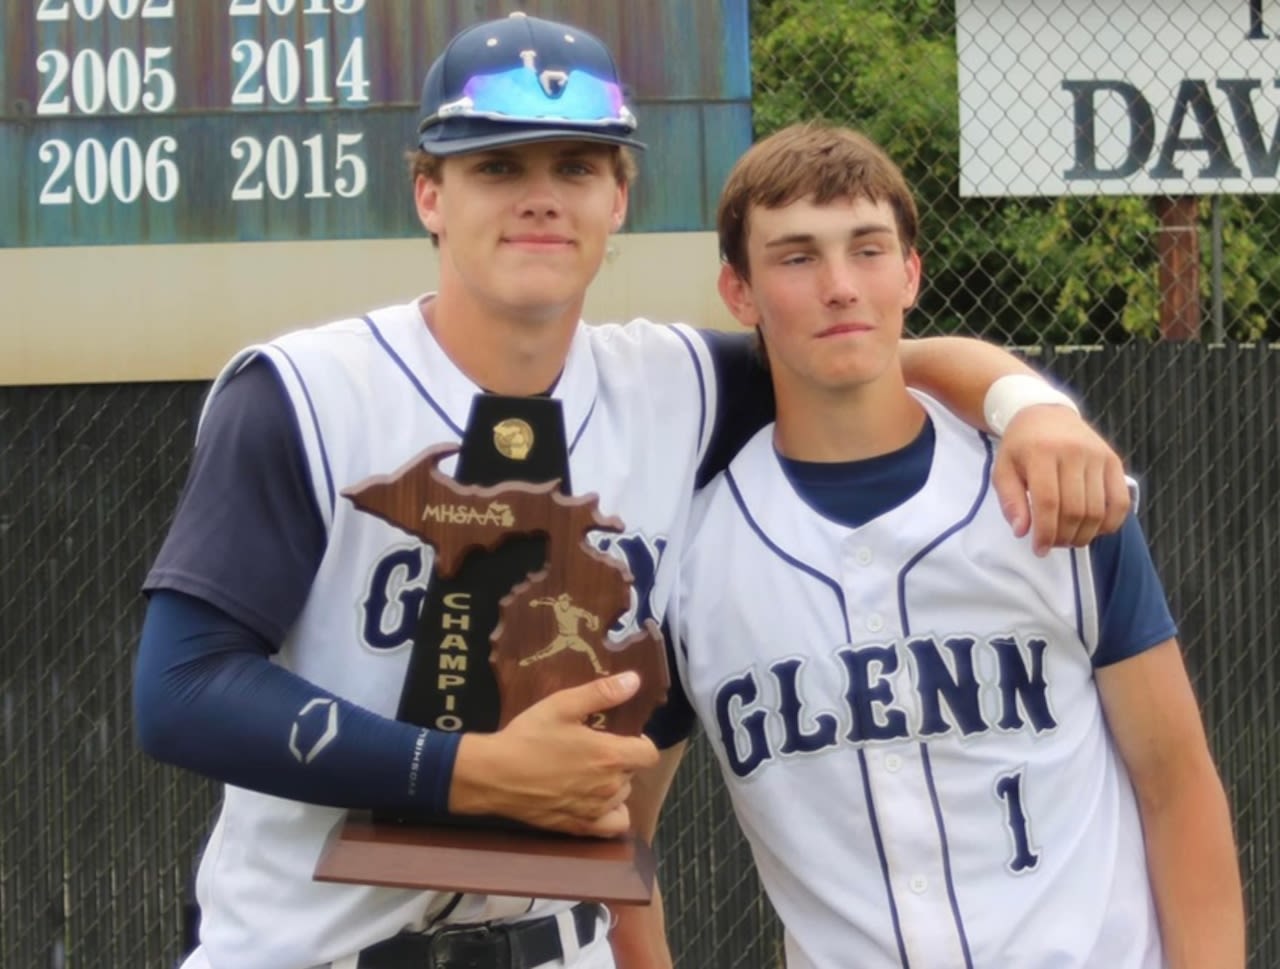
134, 590, 459, 814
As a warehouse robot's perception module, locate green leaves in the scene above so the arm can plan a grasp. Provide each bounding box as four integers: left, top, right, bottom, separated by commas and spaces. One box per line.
749, 0, 1278, 343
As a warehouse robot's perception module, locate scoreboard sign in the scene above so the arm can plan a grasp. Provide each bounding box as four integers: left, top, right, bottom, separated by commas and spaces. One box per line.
0, 1, 752, 384
5, 0, 432, 247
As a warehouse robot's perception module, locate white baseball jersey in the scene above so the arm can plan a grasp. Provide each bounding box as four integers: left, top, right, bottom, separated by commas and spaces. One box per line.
186, 300, 716, 969
670, 395, 1163, 969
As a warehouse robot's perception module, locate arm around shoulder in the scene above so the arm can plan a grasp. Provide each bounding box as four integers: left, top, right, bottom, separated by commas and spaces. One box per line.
899, 336, 1039, 428
900, 336, 1129, 551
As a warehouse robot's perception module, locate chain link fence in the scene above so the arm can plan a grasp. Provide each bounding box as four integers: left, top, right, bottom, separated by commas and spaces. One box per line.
4, 351, 1277, 969
753, 0, 1280, 346
3, 2, 1279, 967
1, 383, 215, 968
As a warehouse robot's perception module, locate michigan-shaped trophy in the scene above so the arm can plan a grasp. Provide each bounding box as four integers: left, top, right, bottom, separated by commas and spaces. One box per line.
314, 395, 668, 904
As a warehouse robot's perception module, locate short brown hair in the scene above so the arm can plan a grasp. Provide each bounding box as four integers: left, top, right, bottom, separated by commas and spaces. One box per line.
406, 148, 445, 186
717, 123, 918, 279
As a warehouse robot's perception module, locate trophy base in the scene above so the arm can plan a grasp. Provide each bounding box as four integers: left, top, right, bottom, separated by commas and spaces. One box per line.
314, 813, 656, 905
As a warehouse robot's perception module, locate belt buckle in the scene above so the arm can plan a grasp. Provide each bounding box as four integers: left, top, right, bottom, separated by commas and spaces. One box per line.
427, 922, 512, 969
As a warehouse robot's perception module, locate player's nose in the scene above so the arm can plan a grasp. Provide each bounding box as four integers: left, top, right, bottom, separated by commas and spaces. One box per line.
821, 261, 860, 307
517, 168, 563, 219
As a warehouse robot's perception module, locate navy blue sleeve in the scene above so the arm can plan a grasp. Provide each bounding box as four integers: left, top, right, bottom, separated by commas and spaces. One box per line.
694, 329, 776, 489
642, 621, 698, 749
1089, 512, 1179, 668
144, 358, 326, 646
134, 590, 459, 813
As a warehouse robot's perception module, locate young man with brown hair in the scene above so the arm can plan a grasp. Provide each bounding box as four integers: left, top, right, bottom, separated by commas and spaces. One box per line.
629, 122, 1244, 969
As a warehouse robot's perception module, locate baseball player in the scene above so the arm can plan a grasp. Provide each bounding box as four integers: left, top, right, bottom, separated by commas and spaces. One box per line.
132, 14, 1135, 969
635, 123, 1244, 968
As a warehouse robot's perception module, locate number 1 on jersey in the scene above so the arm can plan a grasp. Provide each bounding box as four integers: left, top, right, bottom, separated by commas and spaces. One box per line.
995, 770, 1040, 873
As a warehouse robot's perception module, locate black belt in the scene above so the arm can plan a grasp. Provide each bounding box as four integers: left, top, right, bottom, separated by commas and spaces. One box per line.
354, 902, 602, 969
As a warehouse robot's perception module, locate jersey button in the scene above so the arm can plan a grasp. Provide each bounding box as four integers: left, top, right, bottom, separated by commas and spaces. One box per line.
855, 546, 873, 566
866, 613, 884, 632
885, 753, 902, 772
909, 875, 928, 894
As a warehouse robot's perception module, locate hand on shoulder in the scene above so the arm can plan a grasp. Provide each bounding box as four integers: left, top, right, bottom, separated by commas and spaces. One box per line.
991, 403, 1130, 555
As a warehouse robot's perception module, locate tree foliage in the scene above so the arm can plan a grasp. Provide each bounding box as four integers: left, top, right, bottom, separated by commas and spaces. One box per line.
749, 0, 1278, 343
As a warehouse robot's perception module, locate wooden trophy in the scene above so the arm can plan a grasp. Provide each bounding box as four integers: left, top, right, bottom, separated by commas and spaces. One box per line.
313, 395, 668, 904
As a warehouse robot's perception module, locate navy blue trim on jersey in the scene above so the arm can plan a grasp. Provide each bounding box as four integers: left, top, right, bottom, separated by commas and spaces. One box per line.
893, 430, 992, 969
364, 316, 465, 437
694, 330, 776, 489
1070, 549, 1087, 648
670, 325, 710, 458
275, 346, 337, 517
897, 432, 994, 632
727, 469, 916, 965
779, 418, 935, 528
920, 744, 975, 969
567, 396, 596, 456
857, 747, 913, 969
725, 470, 848, 623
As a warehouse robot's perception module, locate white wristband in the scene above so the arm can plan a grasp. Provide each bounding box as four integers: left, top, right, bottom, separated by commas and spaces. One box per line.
983, 374, 1079, 437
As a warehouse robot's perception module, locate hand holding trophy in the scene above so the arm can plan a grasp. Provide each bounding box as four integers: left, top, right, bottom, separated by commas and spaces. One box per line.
315, 397, 669, 903
448, 670, 659, 840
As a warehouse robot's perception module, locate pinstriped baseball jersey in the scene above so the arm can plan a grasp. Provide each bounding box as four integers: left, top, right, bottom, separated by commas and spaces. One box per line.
670, 394, 1163, 969
188, 299, 717, 969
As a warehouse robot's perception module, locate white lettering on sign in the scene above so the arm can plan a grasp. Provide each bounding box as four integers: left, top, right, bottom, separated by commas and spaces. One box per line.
37, 48, 176, 115
37, 0, 174, 21
230, 133, 368, 201
230, 37, 369, 106
28, 0, 372, 213
229, 0, 366, 17
39, 136, 180, 205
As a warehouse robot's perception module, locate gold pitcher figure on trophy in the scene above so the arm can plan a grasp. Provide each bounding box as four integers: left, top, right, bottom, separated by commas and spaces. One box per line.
521, 594, 607, 676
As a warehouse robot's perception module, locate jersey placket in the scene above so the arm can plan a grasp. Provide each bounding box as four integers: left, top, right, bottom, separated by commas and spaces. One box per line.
840, 532, 970, 969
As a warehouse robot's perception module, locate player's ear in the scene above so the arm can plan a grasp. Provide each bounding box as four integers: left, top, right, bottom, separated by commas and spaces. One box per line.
415, 173, 445, 238
902, 248, 922, 310
610, 181, 629, 233
717, 263, 761, 330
